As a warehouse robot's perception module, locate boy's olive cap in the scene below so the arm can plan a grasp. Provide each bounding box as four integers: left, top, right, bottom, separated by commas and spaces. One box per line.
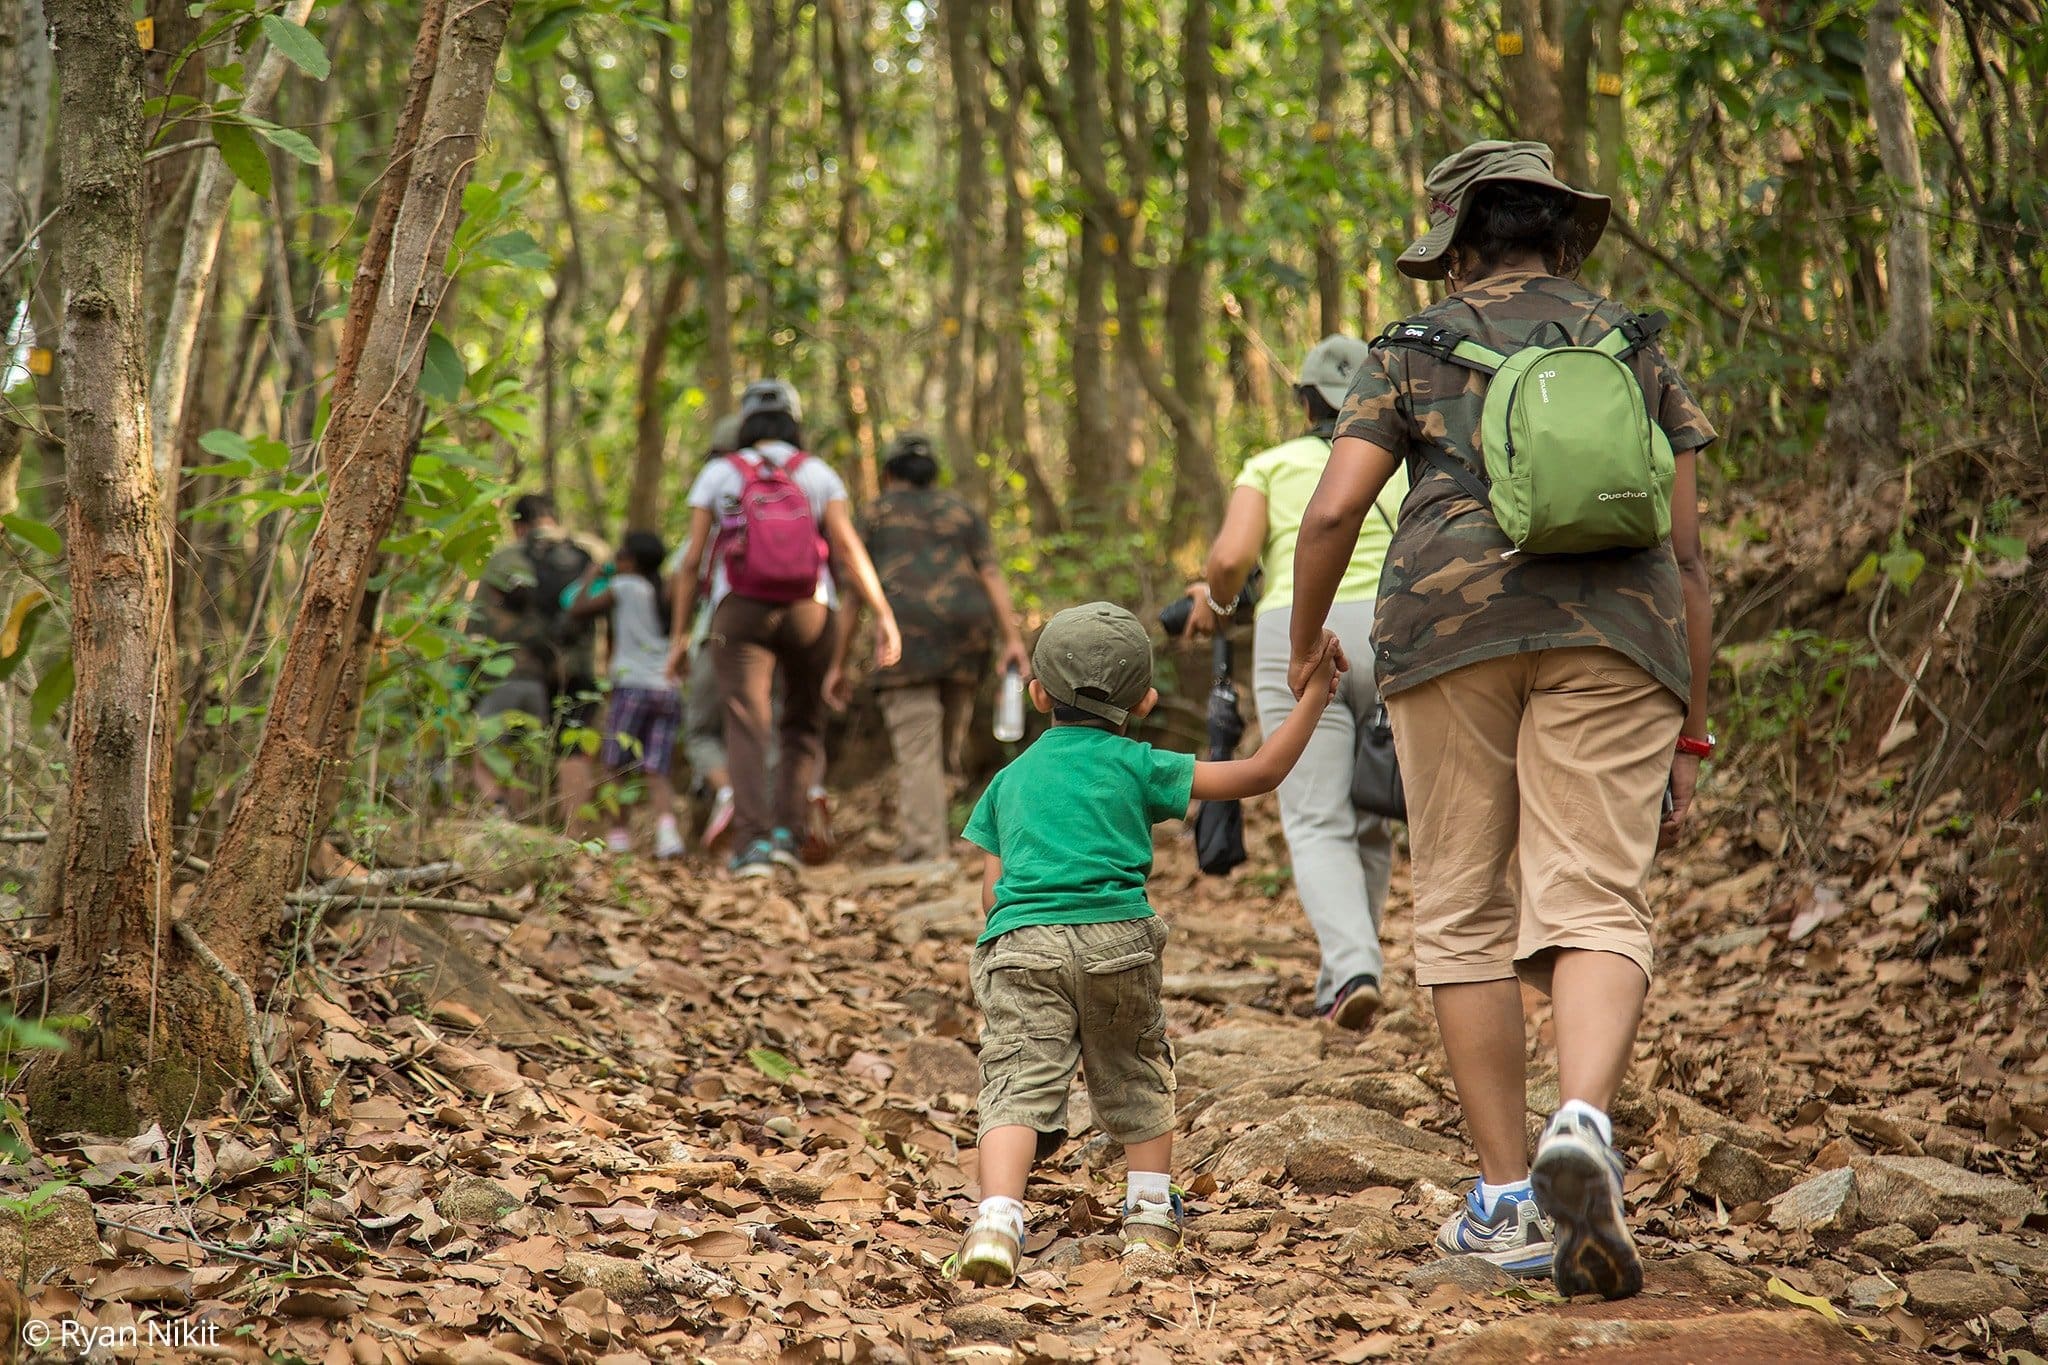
1033, 602, 1153, 728
1399, 139, 1609, 281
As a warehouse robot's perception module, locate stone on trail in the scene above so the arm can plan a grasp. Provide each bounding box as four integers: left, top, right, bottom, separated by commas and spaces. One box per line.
1207, 1101, 1471, 1192
1893, 1231, 2048, 1278
1676, 1133, 1801, 1207
1845, 1271, 1905, 1312
886, 896, 980, 947
891, 1036, 982, 1101
941, 1301, 1034, 1343
1294, 1065, 1437, 1116
434, 1175, 524, 1225
1430, 1309, 1880, 1363
1767, 1166, 1861, 1237
1903, 1268, 2027, 1320
561, 1252, 652, 1301
1663, 1249, 1762, 1298
1847, 1155, 2042, 1235
1848, 1222, 1919, 1267
1175, 1021, 1325, 1063
1159, 969, 1278, 1005
0, 1185, 102, 1284
1404, 1255, 1515, 1293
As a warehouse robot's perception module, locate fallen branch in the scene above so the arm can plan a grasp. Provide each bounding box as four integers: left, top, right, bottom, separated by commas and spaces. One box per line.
172, 919, 293, 1105
285, 891, 526, 925
317, 861, 465, 895
0, 830, 49, 844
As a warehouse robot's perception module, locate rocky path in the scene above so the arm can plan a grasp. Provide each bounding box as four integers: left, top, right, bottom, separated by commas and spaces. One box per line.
3, 786, 2044, 1363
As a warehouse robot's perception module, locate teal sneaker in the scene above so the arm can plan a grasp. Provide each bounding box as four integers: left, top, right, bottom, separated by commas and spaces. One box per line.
729, 840, 775, 880
1531, 1110, 1641, 1300
769, 827, 802, 872
1434, 1185, 1554, 1277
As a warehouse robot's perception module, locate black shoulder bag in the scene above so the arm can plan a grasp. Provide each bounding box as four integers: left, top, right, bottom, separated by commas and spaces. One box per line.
1349, 501, 1406, 821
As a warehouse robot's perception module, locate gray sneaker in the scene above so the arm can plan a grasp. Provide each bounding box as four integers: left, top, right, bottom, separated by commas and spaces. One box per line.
1531, 1109, 1641, 1300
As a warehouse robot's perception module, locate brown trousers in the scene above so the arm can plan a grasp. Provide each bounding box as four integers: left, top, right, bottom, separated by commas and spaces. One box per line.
710, 595, 834, 852
877, 680, 975, 861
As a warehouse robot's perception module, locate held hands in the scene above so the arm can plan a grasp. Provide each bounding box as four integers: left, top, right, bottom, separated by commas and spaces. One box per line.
1288, 629, 1349, 701
1658, 752, 1700, 851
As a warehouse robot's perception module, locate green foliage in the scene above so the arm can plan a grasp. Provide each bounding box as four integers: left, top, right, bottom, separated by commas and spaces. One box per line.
1718, 630, 1878, 760
0, 1011, 68, 1161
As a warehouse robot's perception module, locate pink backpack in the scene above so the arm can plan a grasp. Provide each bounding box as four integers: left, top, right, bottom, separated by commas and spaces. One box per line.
716, 450, 829, 603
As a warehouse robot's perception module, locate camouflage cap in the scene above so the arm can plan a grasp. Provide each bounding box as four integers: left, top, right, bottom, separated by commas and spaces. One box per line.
1398, 140, 1609, 281
1297, 335, 1371, 409
1032, 602, 1153, 728
709, 412, 744, 454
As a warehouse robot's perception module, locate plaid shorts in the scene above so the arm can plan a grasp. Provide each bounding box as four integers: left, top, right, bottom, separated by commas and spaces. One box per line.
600, 686, 683, 776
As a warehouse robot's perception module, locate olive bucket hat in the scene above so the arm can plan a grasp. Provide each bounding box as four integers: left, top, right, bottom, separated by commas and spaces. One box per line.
1398, 139, 1610, 281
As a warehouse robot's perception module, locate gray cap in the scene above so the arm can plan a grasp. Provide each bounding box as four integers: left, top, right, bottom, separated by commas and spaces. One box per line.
739, 377, 802, 424
1032, 602, 1154, 729
1298, 335, 1371, 409
709, 412, 744, 454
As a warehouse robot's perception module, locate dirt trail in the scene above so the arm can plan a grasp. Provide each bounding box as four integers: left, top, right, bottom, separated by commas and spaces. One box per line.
6, 785, 2043, 1363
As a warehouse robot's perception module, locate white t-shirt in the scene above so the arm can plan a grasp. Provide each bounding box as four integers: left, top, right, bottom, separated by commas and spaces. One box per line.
685, 441, 847, 609
606, 574, 672, 692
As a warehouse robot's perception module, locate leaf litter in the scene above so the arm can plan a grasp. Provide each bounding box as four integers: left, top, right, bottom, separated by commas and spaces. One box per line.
4, 769, 2044, 1363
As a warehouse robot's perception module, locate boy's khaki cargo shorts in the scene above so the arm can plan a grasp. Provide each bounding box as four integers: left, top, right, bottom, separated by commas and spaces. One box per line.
970, 917, 1175, 1153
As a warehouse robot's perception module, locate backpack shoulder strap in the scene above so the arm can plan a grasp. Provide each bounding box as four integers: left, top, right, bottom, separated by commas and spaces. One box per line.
1593, 309, 1671, 361
1371, 319, 1510, 376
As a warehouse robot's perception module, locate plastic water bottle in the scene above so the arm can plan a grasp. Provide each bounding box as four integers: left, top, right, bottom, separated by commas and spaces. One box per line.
994, 666, 1026, 743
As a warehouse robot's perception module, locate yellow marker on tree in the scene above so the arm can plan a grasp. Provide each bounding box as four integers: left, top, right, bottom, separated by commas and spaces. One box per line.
25, 347, 53, 377
1496, 31, 1524, 56
1597, 73, 1624, 97
135, 16, 154, 49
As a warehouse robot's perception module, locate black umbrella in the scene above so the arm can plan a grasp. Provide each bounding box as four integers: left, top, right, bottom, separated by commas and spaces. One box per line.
1193, 633, 1248, 876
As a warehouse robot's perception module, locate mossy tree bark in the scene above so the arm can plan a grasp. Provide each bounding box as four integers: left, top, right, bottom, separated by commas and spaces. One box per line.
29, 0, 195, 1139
0, 0, 51, 517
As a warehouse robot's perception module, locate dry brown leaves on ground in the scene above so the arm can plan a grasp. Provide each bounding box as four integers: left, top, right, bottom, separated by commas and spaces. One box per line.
3, 777, 2045, 1363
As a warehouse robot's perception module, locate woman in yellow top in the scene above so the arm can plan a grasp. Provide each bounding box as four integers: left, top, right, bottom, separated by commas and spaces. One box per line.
1183, 336, 1410, 1030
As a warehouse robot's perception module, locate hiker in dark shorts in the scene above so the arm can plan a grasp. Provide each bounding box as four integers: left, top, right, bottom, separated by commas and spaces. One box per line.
1287, 140, 1717, 1300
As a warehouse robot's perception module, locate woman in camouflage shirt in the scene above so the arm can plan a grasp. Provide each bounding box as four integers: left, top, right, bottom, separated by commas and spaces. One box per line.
1286, 141, 1716, 1303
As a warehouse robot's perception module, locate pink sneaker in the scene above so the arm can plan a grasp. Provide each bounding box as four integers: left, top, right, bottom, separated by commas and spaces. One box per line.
702, 787, 735, 848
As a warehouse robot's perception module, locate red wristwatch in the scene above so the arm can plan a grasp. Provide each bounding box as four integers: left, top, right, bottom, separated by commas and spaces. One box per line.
1675, 733, 1715, 758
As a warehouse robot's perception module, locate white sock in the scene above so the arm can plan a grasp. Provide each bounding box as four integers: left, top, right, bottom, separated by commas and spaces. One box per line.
976, 1195, 1026, 1239
1126, 1170, 1172, 1208
716, 785, 733, 802
1477, 1177, 1532, 1218
657, 813, 679, 830
1555, 1098, 1614, 1146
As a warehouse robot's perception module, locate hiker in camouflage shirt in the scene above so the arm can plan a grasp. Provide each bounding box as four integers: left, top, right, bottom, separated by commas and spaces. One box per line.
1288, 141, 1716, 1303
832, 434, 1029, 863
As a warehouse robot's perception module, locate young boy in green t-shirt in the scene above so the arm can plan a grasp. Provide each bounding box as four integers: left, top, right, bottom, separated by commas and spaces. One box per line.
954, 601, 1339, 1285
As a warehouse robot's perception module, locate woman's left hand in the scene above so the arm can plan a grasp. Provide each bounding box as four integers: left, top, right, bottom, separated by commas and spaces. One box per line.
1659, 752, 1701, 850
1183, 583, 1220, 641
1287, 630, 1349, 700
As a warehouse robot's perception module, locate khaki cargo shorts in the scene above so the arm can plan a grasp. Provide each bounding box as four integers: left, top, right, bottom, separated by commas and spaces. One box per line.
1386, 647, 1683, 991
970, 917, 1175, 1152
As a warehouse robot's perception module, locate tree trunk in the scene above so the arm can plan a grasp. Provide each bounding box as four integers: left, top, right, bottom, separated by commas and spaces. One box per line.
986, 29, 1062, 533
1863, 0, 1933, 381
1592, 0, 1626, 200
823, 0, 877, 496
182, 0, 510, 1029
0, 0, 51, 516
693, 0, 734, 418
745, 0, 786, 371
628, 259, 687, 532
148, 0, 317, 512
1164, 0, 1222, 546
1313, 15, 1344, 337
28, 0, 184, 1139
1555, 0, 1595, 185
1500, 0, 1568, 164
940, 0, 988, 504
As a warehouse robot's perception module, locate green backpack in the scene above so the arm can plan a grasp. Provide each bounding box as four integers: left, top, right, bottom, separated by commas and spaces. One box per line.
1373, 310, 1676, 555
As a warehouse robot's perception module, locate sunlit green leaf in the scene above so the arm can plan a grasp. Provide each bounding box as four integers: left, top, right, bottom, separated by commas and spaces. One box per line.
260, 12, 331, 80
